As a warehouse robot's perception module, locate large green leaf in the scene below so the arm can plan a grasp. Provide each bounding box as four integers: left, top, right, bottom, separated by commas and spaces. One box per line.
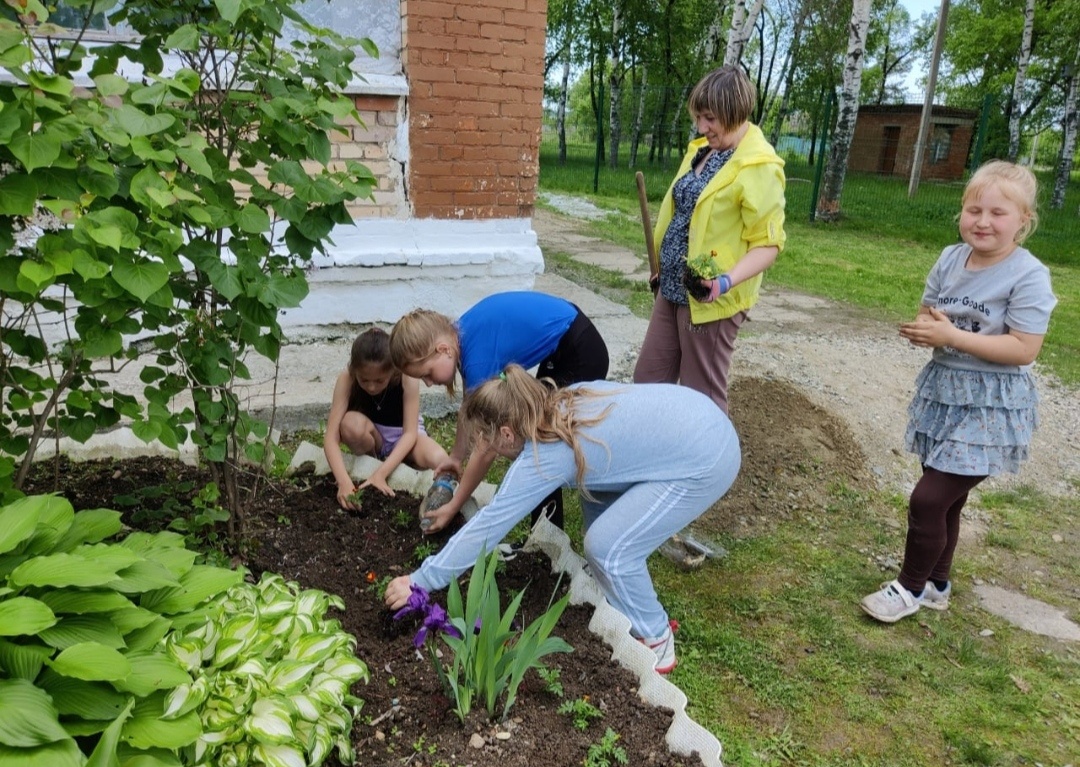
0, 496, 42, 554
112, 651, 190, 697
0, 639, 53, 681
140, 565, 243, 615
121, 693, 200, 750
39, 590, 132, 616
38, 614, 126, 650
38, 671, 130, 720
109, 560, 181, 594
0, 678, 70, 747
85, 698, 134, 767
51, 509, 124, 553
214, 0, 242, 23
0, 597, 57, 636
22, 496, 75, 555
0, 739, 84, 767
7, 131, 62, 173
113, 105, 175, 137
10, 553, 128, 588
112, 258, 170, 303
0, 173, 37, 216
46, 642, 132, 681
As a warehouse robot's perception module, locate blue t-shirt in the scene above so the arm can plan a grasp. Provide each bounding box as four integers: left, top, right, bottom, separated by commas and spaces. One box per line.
457, 292, 578, 390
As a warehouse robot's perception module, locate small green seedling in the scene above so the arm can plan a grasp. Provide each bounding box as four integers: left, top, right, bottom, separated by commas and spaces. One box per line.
537, 666, 564, 697
346, 488, 364, 507
585, 728, 628, 767
558, 696, 604, 730
686, 249, 721, 279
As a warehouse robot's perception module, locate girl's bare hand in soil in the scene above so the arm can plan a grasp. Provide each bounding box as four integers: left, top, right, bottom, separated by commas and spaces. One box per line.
384, 575, 412, 610
900, 307, 955, 349
337, 483, 362, 511
361, 473, 395, 497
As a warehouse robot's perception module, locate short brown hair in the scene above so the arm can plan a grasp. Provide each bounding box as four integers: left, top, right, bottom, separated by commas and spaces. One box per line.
687, 66, 756, 131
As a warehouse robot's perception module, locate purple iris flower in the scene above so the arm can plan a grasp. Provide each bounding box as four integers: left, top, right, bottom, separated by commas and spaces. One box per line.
392, 585, 430, 621
414, 603, 463, 648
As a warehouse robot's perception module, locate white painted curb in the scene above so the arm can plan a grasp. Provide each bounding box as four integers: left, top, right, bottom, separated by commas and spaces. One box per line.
289, 441, 724, 767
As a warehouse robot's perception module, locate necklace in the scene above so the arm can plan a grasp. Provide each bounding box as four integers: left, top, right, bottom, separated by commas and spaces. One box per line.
372, 387, 390, 411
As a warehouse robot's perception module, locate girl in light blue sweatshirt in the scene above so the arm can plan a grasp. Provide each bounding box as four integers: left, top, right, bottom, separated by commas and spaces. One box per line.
384, 364, 741, 674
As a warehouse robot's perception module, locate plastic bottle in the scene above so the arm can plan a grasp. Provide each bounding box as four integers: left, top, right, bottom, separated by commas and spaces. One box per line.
418, 473, 458, 530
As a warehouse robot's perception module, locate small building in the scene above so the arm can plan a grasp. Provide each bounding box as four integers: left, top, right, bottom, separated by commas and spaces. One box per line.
848, 104, 978, 181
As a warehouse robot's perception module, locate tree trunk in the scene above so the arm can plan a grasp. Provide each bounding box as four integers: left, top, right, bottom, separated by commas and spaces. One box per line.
769, 2, 809, 147
724, 0, 763, 67
629, 65, 647, 167
816, 0, 872, 222
1007, 0, 1036, 162
608, 4, 623, 169
1051, 44, 1079, 209
557, 47, 571, 165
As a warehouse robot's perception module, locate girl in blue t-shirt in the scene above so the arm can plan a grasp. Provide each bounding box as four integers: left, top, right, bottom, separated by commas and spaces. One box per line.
861, 161, 1057, 624
389, 292, 609, 532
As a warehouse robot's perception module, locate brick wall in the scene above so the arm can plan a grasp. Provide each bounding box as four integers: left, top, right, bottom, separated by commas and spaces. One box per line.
335, 95, 407, 220
849, 105, 976, 182
401, 0, 548, 219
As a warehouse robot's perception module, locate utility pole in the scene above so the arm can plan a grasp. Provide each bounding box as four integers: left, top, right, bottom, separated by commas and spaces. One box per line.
908, 0, 950, 198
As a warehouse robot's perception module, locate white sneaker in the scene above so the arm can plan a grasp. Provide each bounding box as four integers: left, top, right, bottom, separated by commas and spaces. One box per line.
920, 580, 952, 611
861, 580, 920, 623
877, 579, 952, 611
638, 620, 678, 674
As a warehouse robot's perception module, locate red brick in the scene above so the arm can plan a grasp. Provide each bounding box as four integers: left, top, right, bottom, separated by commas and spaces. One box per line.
446, 19, 480, 37
431, 82, 480, 100
479, 85, 522, 103
481, 23, 525, 41
430, 176, 479, 192
354, 95, 397, 111
501, 102, 542, 120
502, 71, 544, 90
458, 36, 504, 55
416, 18, 447, 34
505, 10, 542, 27
406, 32, 455, 52
489, 55, 524, 72
406, 1, 454, 19
456, 68, 502, 86
456, 6, 504, 23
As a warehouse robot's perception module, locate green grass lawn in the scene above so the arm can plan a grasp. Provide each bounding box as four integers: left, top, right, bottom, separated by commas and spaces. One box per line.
523, 182, 1080, 766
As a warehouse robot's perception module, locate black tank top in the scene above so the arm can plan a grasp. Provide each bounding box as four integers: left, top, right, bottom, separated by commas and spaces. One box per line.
347, 379, 405, 427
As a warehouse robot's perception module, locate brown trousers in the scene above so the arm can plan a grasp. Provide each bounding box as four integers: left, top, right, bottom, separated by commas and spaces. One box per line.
633, 296, 746, 415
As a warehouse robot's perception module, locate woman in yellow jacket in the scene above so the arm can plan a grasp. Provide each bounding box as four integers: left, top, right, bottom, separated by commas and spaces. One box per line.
634, 65, 786, 414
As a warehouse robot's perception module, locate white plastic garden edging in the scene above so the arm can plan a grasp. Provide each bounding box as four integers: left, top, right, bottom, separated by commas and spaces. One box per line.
287, 442, 724, 767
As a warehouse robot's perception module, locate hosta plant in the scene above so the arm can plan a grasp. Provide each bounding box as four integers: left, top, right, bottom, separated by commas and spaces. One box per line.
0, 493, 243, 766
163, 572, 369, 767
396, 549, 573, 723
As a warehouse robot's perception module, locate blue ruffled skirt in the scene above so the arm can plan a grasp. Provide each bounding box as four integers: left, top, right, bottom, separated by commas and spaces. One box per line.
905, 361, 1039, 476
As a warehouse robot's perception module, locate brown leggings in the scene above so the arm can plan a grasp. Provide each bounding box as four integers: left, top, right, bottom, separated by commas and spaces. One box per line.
898, 466, 986, 594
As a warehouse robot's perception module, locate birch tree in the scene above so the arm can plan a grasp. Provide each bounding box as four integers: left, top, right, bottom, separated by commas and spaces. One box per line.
608, 3, 625, 168
1051, 44, 1079, 210
816, 0, 872, 222
724, 0, 764, 67
1007, 0, 1037, 161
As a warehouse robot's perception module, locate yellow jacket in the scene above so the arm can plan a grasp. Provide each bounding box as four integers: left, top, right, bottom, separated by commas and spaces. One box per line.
654, 124, 787, 324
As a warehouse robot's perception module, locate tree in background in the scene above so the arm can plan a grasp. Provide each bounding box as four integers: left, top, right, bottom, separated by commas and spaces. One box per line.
816, 0, 873, 221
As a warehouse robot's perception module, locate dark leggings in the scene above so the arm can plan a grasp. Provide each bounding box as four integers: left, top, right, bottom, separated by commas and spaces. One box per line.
530, 308, 610, 529
898, 466, 986, 594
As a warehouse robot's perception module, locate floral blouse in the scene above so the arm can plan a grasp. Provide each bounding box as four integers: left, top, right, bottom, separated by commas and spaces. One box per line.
657, 145, 735, 305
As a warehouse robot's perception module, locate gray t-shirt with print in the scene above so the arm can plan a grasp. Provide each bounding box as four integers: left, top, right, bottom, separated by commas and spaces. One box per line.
922, 243, 1056, 373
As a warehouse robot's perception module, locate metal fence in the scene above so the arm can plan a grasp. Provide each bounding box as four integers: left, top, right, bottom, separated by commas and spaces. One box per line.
540, 86, 1080, 266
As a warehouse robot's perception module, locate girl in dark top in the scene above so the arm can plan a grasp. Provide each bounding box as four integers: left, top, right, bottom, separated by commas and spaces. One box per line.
324, 328, 449, 511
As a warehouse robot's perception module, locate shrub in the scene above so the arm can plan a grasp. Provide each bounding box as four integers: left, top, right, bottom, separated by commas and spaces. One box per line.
0, 494, 242, 765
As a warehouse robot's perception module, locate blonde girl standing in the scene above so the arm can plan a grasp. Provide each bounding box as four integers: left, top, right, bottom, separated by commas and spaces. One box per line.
861, 161, 1057, 623
324, 328, 449, 511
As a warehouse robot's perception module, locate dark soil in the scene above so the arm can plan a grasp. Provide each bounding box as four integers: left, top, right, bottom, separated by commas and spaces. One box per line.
25, 456, 704, 767
24, 375, 873, 767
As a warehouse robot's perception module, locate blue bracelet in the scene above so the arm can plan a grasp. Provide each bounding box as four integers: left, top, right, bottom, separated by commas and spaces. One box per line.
719, 274, 732, 295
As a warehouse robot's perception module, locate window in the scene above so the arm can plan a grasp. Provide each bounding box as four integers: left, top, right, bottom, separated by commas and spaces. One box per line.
929, 124, 954, 166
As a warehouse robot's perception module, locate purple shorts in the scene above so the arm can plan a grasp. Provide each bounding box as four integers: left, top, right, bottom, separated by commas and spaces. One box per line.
374, 420, 427, 459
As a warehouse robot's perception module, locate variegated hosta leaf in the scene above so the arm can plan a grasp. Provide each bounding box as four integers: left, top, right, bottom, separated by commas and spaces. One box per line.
288, 693, 321, 722
122, 694, 201, 750
265, 660, 318, 694
322, 655, 370, 685
308, 722, 332, 765
166, 638, 205, 672
162, 677, 210, 720
294, 589, 329, 618
245, 697, 297, 745
253, 742, 306, 767
285, 632, 342, 663
333, 730, 356, 766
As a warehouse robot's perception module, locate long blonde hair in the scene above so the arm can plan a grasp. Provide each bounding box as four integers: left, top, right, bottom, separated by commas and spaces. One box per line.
388, 309, 461, 396
962, 160, 1039, 244
462, 364, 613, 493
